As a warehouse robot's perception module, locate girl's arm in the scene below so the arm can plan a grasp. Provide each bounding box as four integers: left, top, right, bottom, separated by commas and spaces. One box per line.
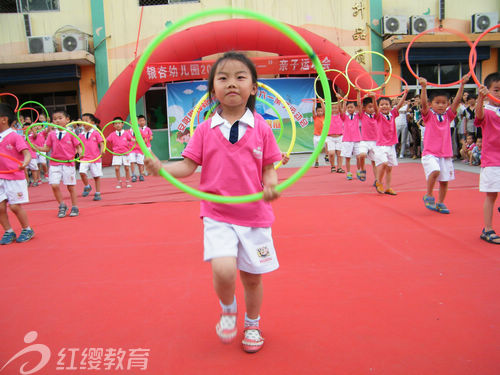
356, 88, 362, 109
36, 145, 50, 152
451, 74, 470, 114
475, 85, 488, 120
98, 141, 104, 154
145, 154, 198, 178
262, 163, 279, 202
338, 95, 346, 114
370, 92, 379, 117
394, 90, 408, 112
20, 149, 31, 169
312, 101, 317, 117
418, 77, 429, 116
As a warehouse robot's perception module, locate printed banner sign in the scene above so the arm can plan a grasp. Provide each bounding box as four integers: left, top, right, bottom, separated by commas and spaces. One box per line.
166, 78, 316, 159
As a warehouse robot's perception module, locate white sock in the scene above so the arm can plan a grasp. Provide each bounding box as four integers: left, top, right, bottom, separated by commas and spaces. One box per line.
244, 313, 260, 328
6, 228, 14, 233
220, 296, 237, 313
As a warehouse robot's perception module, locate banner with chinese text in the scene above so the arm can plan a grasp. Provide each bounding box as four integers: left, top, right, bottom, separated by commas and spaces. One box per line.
166, 78, 316, 159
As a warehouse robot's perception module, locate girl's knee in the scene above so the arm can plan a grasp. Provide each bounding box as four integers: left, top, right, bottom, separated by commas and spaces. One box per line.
240, 271, 262, 289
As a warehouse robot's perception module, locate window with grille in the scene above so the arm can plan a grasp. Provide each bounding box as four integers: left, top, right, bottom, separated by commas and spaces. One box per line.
0, 0, 59, 13
139, 0, 199, 6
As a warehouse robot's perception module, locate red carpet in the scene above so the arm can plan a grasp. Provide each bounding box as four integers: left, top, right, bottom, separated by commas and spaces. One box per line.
0, 164, 498, 375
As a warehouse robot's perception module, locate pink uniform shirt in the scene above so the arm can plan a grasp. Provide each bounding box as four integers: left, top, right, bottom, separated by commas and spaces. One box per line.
328, 114, 344, 135
106, 130, 133, 154
341, 113, 361, 142
474, 105, 500, 167
376, 108, 399, 146
130, 126, 153, 153
182, 112, 282, 227
26, 133, 38, 158
422, 108, 455, 158
360, 112, 378, 141
32, 131, 45, 148
45, 131, 81, 166
79, 130, 103, 162
0, 129, 28, 180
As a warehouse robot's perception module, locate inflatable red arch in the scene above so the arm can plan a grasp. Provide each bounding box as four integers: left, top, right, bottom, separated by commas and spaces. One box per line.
95, 19, 373, 163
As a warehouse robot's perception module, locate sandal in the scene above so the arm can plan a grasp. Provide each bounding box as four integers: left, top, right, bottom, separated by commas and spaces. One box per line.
436, 203, 450, 214
480, 229, 500, 244
336, 168, 345, 173
423, 195, 438, 212
384, 188, 397, 195
331, 167, 336, 173
375, 180, 384, 194
360, 170, 366, 181
216, 312, 237, 344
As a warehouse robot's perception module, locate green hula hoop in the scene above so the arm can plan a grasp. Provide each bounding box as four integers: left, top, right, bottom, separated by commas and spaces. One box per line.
128, 7, 332, 204
189, 82, 292, 168
18, 100, 50, 125
67, 121, 107, 163
314, 69, 351, 104
24, 122, 85, 164
101, 120, 137, 156
345, 50, 392, 92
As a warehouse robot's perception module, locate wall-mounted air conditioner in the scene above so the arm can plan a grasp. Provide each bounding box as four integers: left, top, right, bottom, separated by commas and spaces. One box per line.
471, 13, 498, 33
410, 15, 435, 35
61, 33, 88, 52
28, 36, 55, 54
381, 15, 408, 35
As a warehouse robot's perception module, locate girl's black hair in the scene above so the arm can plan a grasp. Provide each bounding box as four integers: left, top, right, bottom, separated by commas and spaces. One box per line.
0, 103, 16, 125
82, 113, 100, 125
207, 51, 258, 112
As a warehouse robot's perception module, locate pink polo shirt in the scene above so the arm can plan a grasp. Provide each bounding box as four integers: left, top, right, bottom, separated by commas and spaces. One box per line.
79, 130, 103, 162
26, 133, 38, 158
141, 126, 153, 147
0, 129, 29, 180
376, 108, 399, 146
106, 130, 133, 154
360, 112, 378, 141
46, 131, 81, 166
182, 112, 282, 227
341, 113, 361, 142
474, 105, 500, 167
422, 108, 456, 158
328, 114, 344, 135
32, 131, 45, 148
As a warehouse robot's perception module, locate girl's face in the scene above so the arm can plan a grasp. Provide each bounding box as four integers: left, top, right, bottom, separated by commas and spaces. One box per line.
211, 59, 257, 111
466, 135, 473, 145
331, 104, 340, 115
379, 99, 391, 114
82, 115, 93, 125
52, 112, 70, 127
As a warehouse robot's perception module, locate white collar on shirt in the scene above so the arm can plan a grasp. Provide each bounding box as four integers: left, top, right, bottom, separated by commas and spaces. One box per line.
485, 104, 500, 116
115, 130, 124, 136
430, 109, 446, 118
211, 108, 255, 129
0, 128, 14, 143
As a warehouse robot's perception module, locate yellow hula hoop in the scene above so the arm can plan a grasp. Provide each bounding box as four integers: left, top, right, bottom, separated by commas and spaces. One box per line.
314, 69, 351, 104
345, 51, 392, 92
189, 81, 297, 169
67, 121, 107, 163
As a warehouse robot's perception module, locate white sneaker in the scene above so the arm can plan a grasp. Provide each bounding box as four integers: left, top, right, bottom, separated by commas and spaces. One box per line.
216, 312, 237, 343
242, 326, 264, 353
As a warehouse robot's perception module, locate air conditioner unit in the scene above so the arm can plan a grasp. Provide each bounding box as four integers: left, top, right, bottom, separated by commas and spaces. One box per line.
410, 15, 435, 35
471, 13, 498, 33
381, 15, 408, 35
28, 36, 55, 54
61, 33, 88, 52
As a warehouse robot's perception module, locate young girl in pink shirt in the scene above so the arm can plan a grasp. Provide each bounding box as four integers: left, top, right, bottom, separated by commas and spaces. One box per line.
146, 52, 282, 353
37, 110, 82, 218
340, 101, 361, 180
419, 75, 468, 214
326, 101, 344, 173
0, 104, 33, 244
79, 113, 104, 201
356, 90, 378, 182
475, 72, 500, 244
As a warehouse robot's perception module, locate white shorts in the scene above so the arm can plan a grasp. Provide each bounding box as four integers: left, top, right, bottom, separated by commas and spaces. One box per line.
313, 135, 325, 149
374, 145, 398, 167
79, 162, 103, 178
27, 159, 38, 171
358, 140, 377, 161
479, 167, 500, 192
341, 142, 360, 158
203, 217, 279, 274
421, 155, 455, 182
49, 165, 77, 185
325, 135, 343, 151
128, 152, 145, 164
0, 179, 29, 205
37, 152, 46, 165
112, 155, 130, 166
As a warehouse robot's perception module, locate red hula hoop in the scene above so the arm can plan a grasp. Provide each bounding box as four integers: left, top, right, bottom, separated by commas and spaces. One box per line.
0, 93, 20, 112
405, 27, 474, 88
469, 24, 500, 103
18, 107, 40, 127
355, 71, 408, 98
0, 152, 23, 174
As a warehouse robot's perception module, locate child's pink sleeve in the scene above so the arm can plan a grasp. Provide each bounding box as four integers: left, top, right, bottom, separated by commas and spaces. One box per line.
182, 123, 205, 165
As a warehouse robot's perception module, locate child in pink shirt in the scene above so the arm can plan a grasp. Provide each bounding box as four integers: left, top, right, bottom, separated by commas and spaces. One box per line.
475, 72, 500, 244
106, 117, 133, 188
25, 126, 41, 187
145, 52, 282, 353
356, 90, 378, 182
340, 101, 361, 180
31, 124, 47, 183
326, 101, 344, 173
79, 113, 104, 201
373, 91, 408, 195
0, 103, 34, 244
419, 75, 468, 214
